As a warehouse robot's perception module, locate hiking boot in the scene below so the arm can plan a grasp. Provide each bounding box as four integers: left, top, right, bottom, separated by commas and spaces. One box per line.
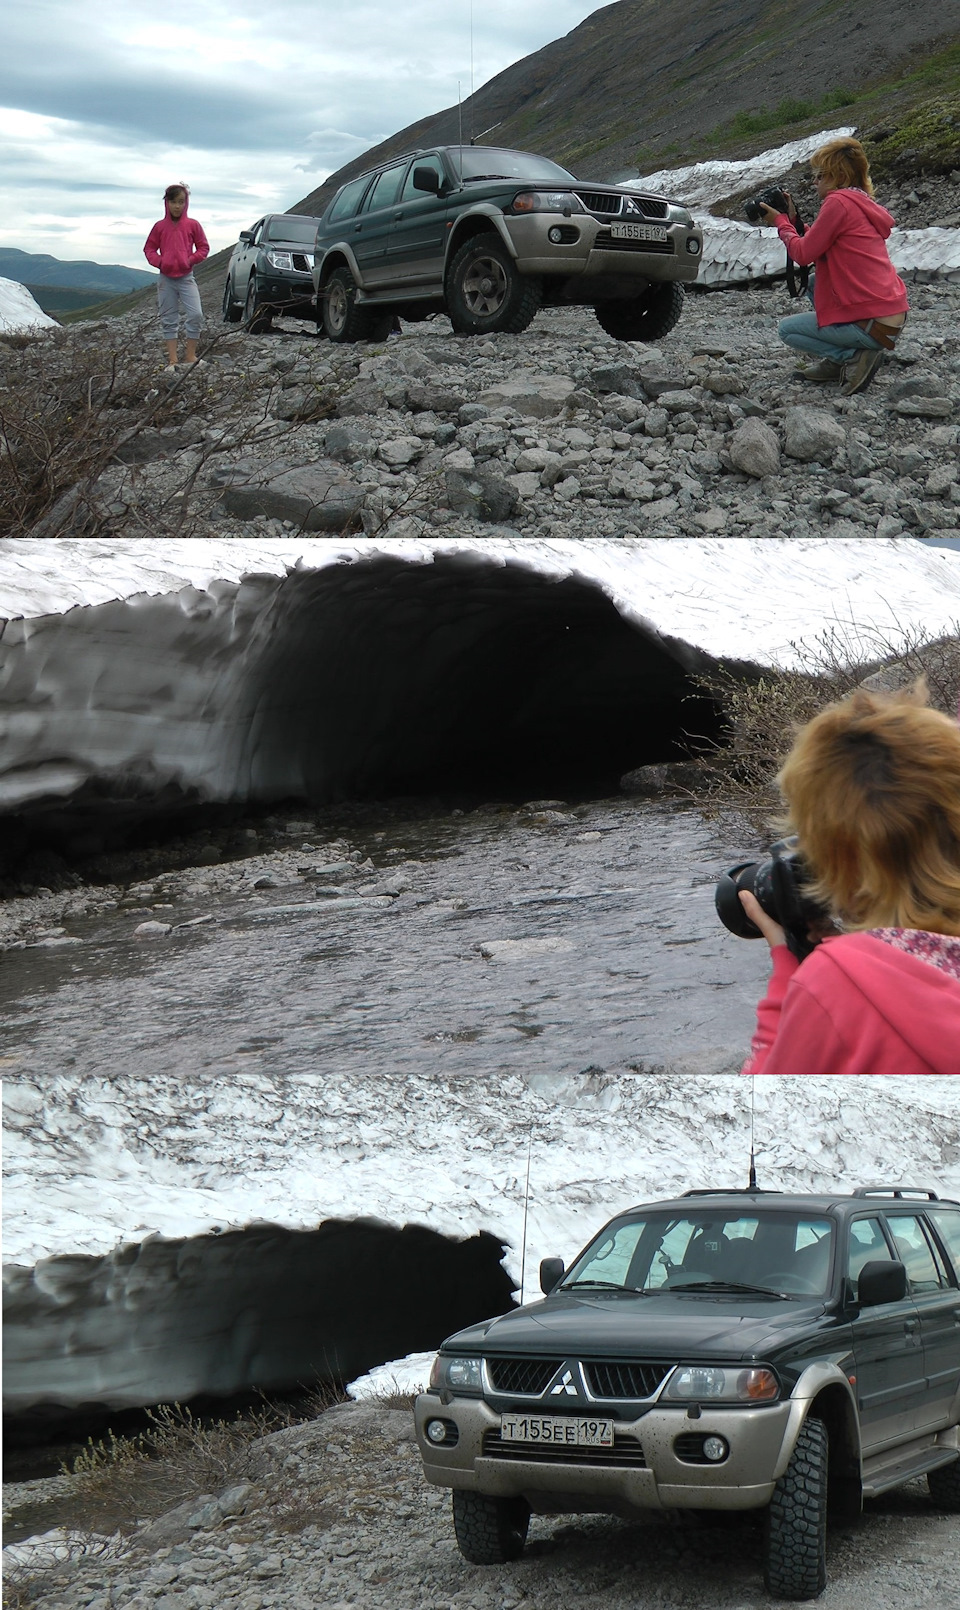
842, 348, 884, 396
795, 358, 844, 382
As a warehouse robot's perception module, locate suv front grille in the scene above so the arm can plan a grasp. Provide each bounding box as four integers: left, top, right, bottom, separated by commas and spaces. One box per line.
487, 1357, 560, 1396
482, 1430, 647, 1467
576, 191, 622, 216
630, 197, 669, 219
291, 253, 314, 273
583, 1361, 673, 1399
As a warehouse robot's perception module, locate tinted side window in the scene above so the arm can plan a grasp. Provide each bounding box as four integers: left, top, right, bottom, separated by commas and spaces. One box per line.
929, 1208, 960, 1280
327, 177, 370, 224
400, 156, 445, 201
847, 1217, 894, 1290
887, 1214, 946, 1293
365, 164, 407, 211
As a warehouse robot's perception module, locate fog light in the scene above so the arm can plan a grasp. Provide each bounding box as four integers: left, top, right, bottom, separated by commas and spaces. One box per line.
703, 1435, 728, 1462
686, 238, 701, 254
548, 226, 563, 243
426, 1419, 448, 1443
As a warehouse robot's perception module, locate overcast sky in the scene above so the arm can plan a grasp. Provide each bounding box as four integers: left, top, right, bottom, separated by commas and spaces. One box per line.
2, 1, 602, 270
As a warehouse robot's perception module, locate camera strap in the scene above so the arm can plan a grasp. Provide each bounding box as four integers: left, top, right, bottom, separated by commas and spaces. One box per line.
785, 208, 809, 299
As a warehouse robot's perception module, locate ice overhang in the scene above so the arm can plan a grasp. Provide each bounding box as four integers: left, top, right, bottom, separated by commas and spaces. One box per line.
1, 535, 959, 816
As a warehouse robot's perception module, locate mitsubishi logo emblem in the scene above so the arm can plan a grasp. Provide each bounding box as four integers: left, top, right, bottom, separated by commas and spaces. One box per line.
549, 1367, 578, 1396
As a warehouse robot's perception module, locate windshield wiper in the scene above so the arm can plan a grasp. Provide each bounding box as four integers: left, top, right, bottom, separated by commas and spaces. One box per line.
463, 174, 511, 182
667, 1280, 789, 1298
561, 1279, 644, 1292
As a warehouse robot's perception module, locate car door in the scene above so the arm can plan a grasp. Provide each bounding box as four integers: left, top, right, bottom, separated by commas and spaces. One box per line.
385, 153, 451, 285
847, 1214, 925, 1453
887, 1211, 960, 1428
351, 162, 408, 286
232, 220, 264, 300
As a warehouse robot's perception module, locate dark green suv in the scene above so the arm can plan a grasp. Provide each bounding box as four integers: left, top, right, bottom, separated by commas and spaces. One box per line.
312, 145, 702, 343
415, 1186, 960, 1601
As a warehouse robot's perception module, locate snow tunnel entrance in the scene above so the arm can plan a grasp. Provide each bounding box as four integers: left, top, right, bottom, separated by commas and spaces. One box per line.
3, 1219, 515, 1436
241, 553, 719, 802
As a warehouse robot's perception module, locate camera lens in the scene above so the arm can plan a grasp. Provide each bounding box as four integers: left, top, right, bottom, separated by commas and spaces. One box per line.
715, 861, 766, 939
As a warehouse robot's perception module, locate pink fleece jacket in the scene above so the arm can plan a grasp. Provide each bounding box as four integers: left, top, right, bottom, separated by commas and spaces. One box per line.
741, 931, 960, 1074
774, 189, 908, 326
143, 195, 209, 279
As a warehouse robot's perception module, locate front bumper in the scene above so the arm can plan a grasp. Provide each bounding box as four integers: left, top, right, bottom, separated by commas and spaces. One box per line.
259, 275, 316, 306
415, 1393, 790, 1514
503, 213, 703, 284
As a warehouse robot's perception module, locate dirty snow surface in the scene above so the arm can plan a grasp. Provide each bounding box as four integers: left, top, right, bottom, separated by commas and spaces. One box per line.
0, 276, 58, 334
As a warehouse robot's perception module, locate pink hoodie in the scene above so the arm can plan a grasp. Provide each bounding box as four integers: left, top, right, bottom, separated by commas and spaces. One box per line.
143, 194, 209, 279
742, 931, 960, 1074
774, 188, 908, 326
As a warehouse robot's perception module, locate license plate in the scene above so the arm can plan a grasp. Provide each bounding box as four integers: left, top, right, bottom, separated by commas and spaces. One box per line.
500, 1414, 614, 1447
610, 222, 668, 242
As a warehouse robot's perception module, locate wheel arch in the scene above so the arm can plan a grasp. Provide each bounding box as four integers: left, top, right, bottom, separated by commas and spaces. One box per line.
445, 209, 517, 274
316, 246, 364, 288
774, 1364, 862, 1516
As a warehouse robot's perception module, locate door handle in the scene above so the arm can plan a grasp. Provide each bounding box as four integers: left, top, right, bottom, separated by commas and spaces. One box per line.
393, 211, 404, 220
354, 224, 362, 233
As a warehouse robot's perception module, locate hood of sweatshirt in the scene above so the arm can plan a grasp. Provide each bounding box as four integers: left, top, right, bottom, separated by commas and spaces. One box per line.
812, 931, 960, 1069
831, 188, 896, 240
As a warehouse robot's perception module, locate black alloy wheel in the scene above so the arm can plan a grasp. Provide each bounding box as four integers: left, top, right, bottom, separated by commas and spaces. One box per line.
446, 232, 542, 335
243, 276, 273, 334
594, 281, 685, 342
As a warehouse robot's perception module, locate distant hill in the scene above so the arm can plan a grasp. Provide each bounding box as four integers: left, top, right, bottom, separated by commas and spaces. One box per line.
0, 249, 154, 296
297, 0, 960, 214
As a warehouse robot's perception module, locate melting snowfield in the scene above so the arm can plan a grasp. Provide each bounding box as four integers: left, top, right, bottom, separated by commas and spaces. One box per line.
3, 1072, 959, 1414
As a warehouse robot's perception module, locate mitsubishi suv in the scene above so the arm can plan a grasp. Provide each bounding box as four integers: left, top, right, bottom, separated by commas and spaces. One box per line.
415, 1186, 960, 1601
312, 144, 702, 343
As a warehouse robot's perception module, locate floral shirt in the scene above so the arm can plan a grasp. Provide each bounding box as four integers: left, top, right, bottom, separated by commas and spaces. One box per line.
870, 928, 960, 981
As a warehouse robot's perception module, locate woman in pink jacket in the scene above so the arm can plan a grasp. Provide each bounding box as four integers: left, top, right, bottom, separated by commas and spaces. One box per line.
143, 184, 210, 370
758, 137, 909, 396
740, 684, 960, 1075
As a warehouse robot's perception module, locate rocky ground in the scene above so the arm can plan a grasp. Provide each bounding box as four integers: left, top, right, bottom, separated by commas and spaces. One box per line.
8, 269, 959, 549
4, 1401, 959, 1610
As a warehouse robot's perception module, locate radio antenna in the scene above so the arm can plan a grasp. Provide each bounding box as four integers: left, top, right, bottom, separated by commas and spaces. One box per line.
457, 81, 463, 181
519, 1124, 534, 1304
748, 1077, 758, 1190
469, 1, 475, 142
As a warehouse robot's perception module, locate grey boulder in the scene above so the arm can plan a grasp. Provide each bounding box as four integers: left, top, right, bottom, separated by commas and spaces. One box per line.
783, 406, 847, 463
220, 462, 363, 531
445, 468, 520, 521
728, 418, 781, 478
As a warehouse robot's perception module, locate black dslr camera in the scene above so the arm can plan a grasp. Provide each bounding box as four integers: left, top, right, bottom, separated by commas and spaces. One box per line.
714, 837, 828, 961
744, 186, 790, 224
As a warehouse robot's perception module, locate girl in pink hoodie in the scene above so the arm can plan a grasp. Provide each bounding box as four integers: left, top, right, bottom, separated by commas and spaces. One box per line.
740, 684, 960, 1075
757, 137, 909, 396
143, 184, 210, 369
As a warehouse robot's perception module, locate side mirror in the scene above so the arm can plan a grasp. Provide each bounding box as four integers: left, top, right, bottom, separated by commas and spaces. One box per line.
857, 1259, 908, 1307
412, 166, 442, 194
238, 230, 253, 243
540, 1257, 565, 1295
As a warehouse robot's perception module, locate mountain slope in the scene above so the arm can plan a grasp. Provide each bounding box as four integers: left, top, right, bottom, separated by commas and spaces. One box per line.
298, 0, 960, 211
0, 249, 154, 295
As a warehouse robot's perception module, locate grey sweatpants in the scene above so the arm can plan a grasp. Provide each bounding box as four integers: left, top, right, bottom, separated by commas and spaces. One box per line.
157, 271, 204, 339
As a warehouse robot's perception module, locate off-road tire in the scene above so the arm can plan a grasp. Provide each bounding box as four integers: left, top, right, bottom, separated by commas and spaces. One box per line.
451, 1490, 530, 1564
221, 276, 242, 323
594, 281, 684, 343
446, 233, 542, 336
243, 277, 273, 334
321, 266, 393, 343
763, 1417, 828, 1601
928, 1455, 960, 1511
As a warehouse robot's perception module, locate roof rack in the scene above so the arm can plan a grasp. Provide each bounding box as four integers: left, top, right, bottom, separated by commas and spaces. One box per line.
851, 1186, 940, 1200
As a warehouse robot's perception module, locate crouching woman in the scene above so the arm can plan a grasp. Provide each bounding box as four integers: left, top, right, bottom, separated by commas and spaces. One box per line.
740, 683, 960, 1075
759, 137, 909, 396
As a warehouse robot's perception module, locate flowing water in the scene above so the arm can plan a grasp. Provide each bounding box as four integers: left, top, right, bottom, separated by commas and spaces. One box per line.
2, 798, 767, 1079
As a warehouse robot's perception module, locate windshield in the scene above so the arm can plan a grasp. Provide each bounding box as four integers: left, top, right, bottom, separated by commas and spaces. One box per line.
266, 216, 319, 244
452, 147, 576, 184
563, 1210, 834, 1298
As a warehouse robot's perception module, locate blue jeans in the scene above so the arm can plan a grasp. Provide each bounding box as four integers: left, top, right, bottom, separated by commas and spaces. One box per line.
779, 310, 883, 363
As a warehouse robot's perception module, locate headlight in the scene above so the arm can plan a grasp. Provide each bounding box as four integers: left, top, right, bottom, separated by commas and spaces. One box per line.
511, 191, 579, 214
266, 250, 294, 270
428, 1354, 483, 1392
665, 1366, 779, 1402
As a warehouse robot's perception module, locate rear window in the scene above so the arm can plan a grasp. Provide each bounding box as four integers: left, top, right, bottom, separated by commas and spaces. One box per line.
266, 216, 319, 244
326, 176, 371, 224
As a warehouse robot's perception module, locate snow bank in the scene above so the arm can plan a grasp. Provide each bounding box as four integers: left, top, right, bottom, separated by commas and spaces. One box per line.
2, 536, 959, 816
0, 276, 58, 334
631, 127, 960, 287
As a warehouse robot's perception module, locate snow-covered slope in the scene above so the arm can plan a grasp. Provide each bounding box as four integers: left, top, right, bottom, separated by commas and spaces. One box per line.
4, 1071, 958, 1411
2, 536, 959, 815
0, 277, 58, 334
632, 128, 960, 288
